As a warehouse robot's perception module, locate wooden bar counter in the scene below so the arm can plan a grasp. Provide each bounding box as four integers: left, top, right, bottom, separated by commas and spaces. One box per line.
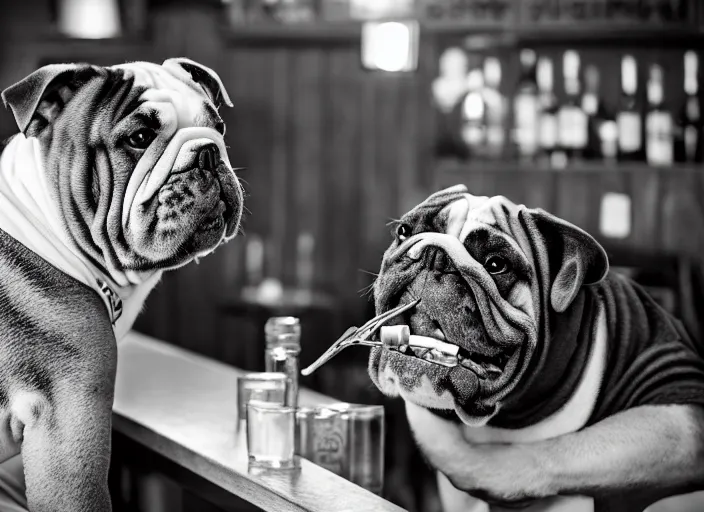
113, 331, 404, 512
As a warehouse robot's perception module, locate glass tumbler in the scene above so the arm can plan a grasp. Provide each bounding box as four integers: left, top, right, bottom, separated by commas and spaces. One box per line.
246, 400, 296, 469
341, 404, 385, 495
236, 372, 288, 433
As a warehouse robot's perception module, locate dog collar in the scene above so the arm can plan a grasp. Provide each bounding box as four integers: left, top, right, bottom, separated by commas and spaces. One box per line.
96, 277, 123, 325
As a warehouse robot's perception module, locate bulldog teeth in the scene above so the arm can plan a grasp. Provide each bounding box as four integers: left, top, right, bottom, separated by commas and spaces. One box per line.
459, 357, 488, 379
431, 327, 446, 341
483, 362, 503, 376
458, 352, 505, 379
421, 349, 458, 368
430, 320, 446, 341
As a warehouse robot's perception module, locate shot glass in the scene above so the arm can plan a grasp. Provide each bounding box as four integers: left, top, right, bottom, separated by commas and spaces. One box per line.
296, 405, 349, 477
341, 404, 385, 495
236, 372, 288, 432
246, 400, 296, 469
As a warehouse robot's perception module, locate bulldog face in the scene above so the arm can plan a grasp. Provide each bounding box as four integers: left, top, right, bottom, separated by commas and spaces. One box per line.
368, 185, 608, 425
1, 58, 243, 277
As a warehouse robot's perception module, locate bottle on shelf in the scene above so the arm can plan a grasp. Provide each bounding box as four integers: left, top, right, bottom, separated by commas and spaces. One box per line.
598, 117, 619, 165
265, 317, 301, 408
645, 64, 674, 167
675, 50, 702, 164
556, 50, 588, 167
432, 47, 471, 161
537, 56, 558, 167
460, 68, 486, 156
581, 64, 606, 160
616, 54, 644, 162
513, 48, 539, 164
482, 56, 507, 159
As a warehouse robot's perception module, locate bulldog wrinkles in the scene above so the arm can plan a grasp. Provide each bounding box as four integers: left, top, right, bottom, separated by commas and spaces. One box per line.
0, 59, 243, 511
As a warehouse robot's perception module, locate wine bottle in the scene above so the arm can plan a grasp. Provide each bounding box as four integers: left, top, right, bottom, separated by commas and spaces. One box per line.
537, 56, 558, 167
598, 118, 619, 165
675, 50, 702, 163
645, 64, 674, 167
460, 68, 486, 156
581, 64, 606, 160
513, 48, 539, 164
557, 50, 588, 166
617, 55, 644, 161
482, 56, 506, 159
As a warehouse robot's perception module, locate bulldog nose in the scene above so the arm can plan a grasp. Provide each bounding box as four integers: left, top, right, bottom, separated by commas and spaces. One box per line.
427, 247, 455, 274
198, 144, 219, 172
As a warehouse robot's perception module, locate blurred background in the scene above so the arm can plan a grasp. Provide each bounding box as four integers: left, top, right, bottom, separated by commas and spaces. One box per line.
1, 0, 704, 511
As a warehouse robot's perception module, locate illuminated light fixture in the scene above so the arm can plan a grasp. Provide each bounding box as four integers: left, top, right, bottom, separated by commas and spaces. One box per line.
58, 0, 122, 39
361, 20, 419, 73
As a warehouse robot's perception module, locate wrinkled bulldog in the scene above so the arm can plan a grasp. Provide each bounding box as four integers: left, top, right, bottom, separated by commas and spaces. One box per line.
369, 185, 704, 512
0, 58, 243, 511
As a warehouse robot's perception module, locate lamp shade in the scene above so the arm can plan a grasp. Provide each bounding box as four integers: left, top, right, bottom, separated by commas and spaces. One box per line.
58, 0, 122, 39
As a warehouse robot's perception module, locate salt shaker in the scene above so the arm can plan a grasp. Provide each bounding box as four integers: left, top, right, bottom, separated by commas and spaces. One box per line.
265, 316, 301, 408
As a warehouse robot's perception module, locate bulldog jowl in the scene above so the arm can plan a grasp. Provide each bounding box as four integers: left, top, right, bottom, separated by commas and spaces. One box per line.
149, 139, 242, 263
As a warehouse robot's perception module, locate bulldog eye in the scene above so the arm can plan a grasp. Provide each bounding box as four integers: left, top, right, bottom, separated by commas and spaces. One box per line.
126, 128, 156, 149
396, 223, 412, 241
484, 255, 510, 275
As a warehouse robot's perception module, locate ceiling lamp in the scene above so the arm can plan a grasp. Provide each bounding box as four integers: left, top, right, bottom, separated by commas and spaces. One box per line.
361, 20, 419, 73
58, 0, 122, 39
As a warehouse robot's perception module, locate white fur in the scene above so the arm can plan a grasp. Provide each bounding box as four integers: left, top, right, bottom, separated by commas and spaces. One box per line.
0, 134, 160, 338
410, 305, 608, 512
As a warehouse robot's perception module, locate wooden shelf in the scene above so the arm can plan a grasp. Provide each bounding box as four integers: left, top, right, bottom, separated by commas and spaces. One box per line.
453, 23, 704, 48
220, 20, 704, 45
436, 160, 704, 175
27, 33, 153, 66
223, 22, 363, 44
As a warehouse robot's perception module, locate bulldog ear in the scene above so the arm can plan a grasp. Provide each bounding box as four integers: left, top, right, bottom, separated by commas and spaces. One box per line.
1, 63, 100, 136
162, 57, 233, 108
528, 209, 609, 313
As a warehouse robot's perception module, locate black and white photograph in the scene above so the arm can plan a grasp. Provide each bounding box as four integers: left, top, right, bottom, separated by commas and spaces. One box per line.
0, 1, 703, 511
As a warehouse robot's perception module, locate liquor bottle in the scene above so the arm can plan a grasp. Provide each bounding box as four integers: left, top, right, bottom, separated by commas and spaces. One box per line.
645, 64, 674, 167
616, 55, 644, 161
482, 56, 507, 159
513, 48, 539, 163
460, 68, 486, 156
433, 47, 470, 160
537, 56, 558, 167
598, 118, 619, 165
557, 50, 588, 166
265, 317, 301, 408
675, 50, 702, 163
581, 64, 605, 160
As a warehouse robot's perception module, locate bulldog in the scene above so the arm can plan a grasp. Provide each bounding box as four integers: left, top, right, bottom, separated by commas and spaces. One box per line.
0, 59, 243, 511
369, 185, 704, 512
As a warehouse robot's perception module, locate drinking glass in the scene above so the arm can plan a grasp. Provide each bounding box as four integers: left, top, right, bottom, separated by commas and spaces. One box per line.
236, 373, 288, 424
342, 405, 385, 495
246, 400, 296, 469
